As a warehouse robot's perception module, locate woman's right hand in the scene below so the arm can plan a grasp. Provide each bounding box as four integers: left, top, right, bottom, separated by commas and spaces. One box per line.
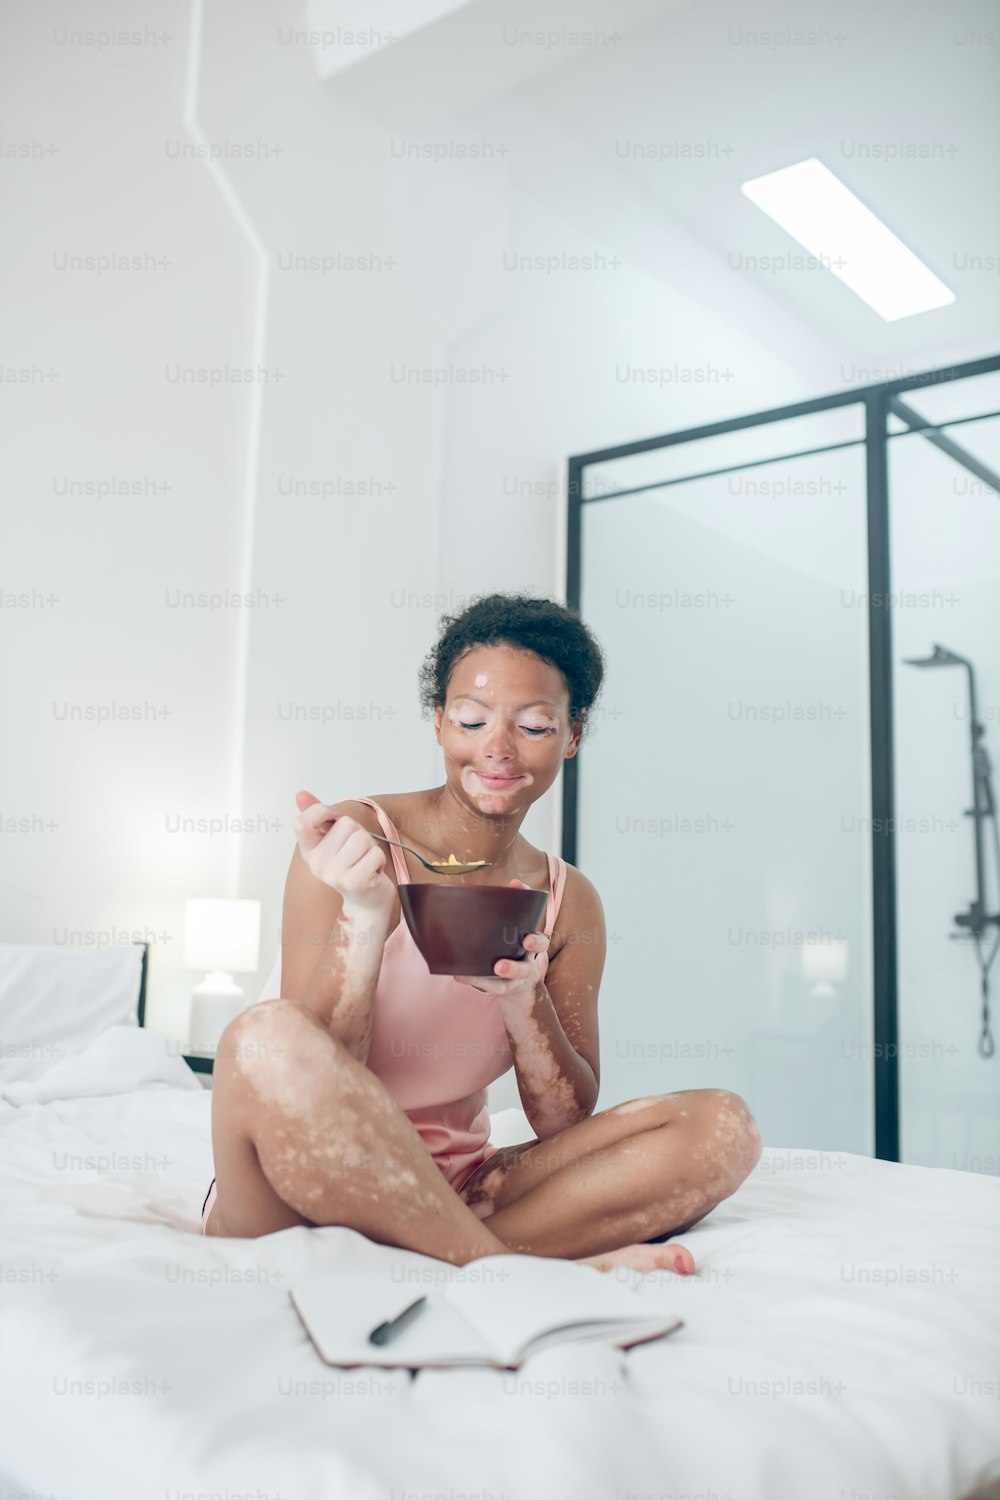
293, 790, 395, 920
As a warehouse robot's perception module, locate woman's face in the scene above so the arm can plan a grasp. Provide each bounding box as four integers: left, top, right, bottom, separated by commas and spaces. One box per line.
433, 643, 581, 813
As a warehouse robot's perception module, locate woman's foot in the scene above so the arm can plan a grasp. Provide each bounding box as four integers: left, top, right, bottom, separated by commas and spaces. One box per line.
577, 1241, 696, 1276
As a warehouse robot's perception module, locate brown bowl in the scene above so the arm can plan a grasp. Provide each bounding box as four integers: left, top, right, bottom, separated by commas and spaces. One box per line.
398, 883, 549, 976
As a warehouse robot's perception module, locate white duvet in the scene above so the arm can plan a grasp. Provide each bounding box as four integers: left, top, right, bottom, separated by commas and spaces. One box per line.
0, 1026, 997, 1500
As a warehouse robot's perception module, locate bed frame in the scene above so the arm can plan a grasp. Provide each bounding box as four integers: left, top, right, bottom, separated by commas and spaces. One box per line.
136, 942, 148, 1028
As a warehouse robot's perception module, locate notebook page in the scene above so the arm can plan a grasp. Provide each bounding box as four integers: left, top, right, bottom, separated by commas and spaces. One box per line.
290, 1273, 495, 1368
520, 1318, 681, 1359
443, 1255, 677, 1366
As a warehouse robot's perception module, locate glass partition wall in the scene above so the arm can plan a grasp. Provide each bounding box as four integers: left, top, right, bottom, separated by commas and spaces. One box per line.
889, 378, 1000, 1170
566, 356, 1000, 1167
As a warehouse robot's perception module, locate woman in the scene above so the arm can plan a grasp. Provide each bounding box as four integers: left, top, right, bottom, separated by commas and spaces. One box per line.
201, 593, 762, 1274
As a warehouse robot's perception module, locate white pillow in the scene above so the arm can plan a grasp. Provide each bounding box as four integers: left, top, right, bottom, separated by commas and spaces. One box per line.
0, 943, 145, 1084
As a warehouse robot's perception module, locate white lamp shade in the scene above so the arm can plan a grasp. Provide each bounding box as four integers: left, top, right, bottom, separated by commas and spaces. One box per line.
801, 938, 849, 986
183, 898, 261, 973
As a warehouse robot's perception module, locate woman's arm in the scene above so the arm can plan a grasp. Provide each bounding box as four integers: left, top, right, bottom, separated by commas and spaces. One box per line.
279, 796, 394, 1064
500, 980, 599, 1140
455, 868, 605, 1140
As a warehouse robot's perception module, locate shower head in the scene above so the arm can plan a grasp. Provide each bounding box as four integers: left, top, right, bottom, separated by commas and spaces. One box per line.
902, 643, 971, 670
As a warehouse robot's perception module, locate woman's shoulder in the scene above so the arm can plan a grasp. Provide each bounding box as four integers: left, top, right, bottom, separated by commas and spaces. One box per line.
326, 795, 405, 864
329, 794, 394, 829
335, 792, 417, 820
335, 793, 426, 872
549, 861, 605, 958
558, 859, 599, 899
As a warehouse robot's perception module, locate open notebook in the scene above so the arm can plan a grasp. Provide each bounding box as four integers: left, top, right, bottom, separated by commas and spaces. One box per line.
289, 1254, 684, 1369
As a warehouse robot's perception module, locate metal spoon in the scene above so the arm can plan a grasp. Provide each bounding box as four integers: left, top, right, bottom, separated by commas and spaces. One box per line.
330, 816, 491, 876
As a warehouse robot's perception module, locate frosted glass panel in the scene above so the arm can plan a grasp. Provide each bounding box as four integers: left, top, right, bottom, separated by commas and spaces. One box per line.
579, 435, 873, 1153
890, 408, 1000, 1173
896, 370, 1000, 429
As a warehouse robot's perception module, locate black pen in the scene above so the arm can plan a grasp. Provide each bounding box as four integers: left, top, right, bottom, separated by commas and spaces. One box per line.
368, 1296, 428, 1346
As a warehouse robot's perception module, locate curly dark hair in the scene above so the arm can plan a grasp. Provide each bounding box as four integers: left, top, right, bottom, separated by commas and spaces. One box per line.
417, 592, 606, 741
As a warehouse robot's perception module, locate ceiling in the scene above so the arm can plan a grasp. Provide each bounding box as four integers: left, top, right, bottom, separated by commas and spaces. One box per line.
306, 0, 1000, 374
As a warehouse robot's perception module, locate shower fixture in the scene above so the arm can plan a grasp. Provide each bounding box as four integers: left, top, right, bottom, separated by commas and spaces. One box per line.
903, 644, 1000, 1057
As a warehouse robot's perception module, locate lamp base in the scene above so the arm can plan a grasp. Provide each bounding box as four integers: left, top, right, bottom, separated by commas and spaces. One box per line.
189, 972, 246, 1053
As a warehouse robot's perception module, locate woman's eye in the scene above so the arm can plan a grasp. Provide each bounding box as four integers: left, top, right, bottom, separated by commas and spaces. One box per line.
458, 722, 550, 735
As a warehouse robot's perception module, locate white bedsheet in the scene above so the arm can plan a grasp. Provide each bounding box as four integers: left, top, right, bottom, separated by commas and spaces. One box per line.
0, 1027, 998, 1500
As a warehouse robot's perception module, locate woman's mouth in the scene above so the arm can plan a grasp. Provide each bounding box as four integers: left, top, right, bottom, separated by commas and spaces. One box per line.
476, 772, 523, 789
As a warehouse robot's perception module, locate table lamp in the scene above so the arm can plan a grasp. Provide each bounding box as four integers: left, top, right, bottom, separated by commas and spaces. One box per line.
801, 937, 849, 1001
184, 897, 262, 1053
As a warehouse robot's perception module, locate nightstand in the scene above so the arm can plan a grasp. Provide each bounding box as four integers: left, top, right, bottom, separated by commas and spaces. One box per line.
183, 1050, 215, 1086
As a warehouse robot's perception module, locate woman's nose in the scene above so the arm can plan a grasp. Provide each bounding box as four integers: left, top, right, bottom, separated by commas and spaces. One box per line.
482, 724, 516, 757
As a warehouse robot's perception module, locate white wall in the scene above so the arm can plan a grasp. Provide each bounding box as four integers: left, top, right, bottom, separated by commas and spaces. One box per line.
1, 0, 251, 1033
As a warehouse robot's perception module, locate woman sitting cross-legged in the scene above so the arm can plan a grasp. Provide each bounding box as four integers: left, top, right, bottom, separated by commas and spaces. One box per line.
200, 592, 762, 1274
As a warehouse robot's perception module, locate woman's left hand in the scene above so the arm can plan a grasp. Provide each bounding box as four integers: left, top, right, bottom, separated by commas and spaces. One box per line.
454, 880, 549, 1002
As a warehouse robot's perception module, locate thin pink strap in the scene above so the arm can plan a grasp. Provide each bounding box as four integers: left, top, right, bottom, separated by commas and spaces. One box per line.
342, 796, 410, 884
544, 854, 567, 935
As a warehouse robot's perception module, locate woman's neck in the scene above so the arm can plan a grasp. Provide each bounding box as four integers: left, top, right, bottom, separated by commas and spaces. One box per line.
414, 783, 528, 874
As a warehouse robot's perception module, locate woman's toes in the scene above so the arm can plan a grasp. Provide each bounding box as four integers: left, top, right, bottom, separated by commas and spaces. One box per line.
658, 1242, 695, 1275
577, 1240, 697, 1276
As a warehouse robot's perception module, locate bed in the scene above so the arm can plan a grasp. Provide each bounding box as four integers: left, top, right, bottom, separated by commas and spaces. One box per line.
1, 943, 998, 1500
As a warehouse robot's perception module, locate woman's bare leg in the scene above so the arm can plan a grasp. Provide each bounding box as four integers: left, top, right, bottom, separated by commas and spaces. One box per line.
459, 1090, 762, 1260
208, 1000, 508, 1264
